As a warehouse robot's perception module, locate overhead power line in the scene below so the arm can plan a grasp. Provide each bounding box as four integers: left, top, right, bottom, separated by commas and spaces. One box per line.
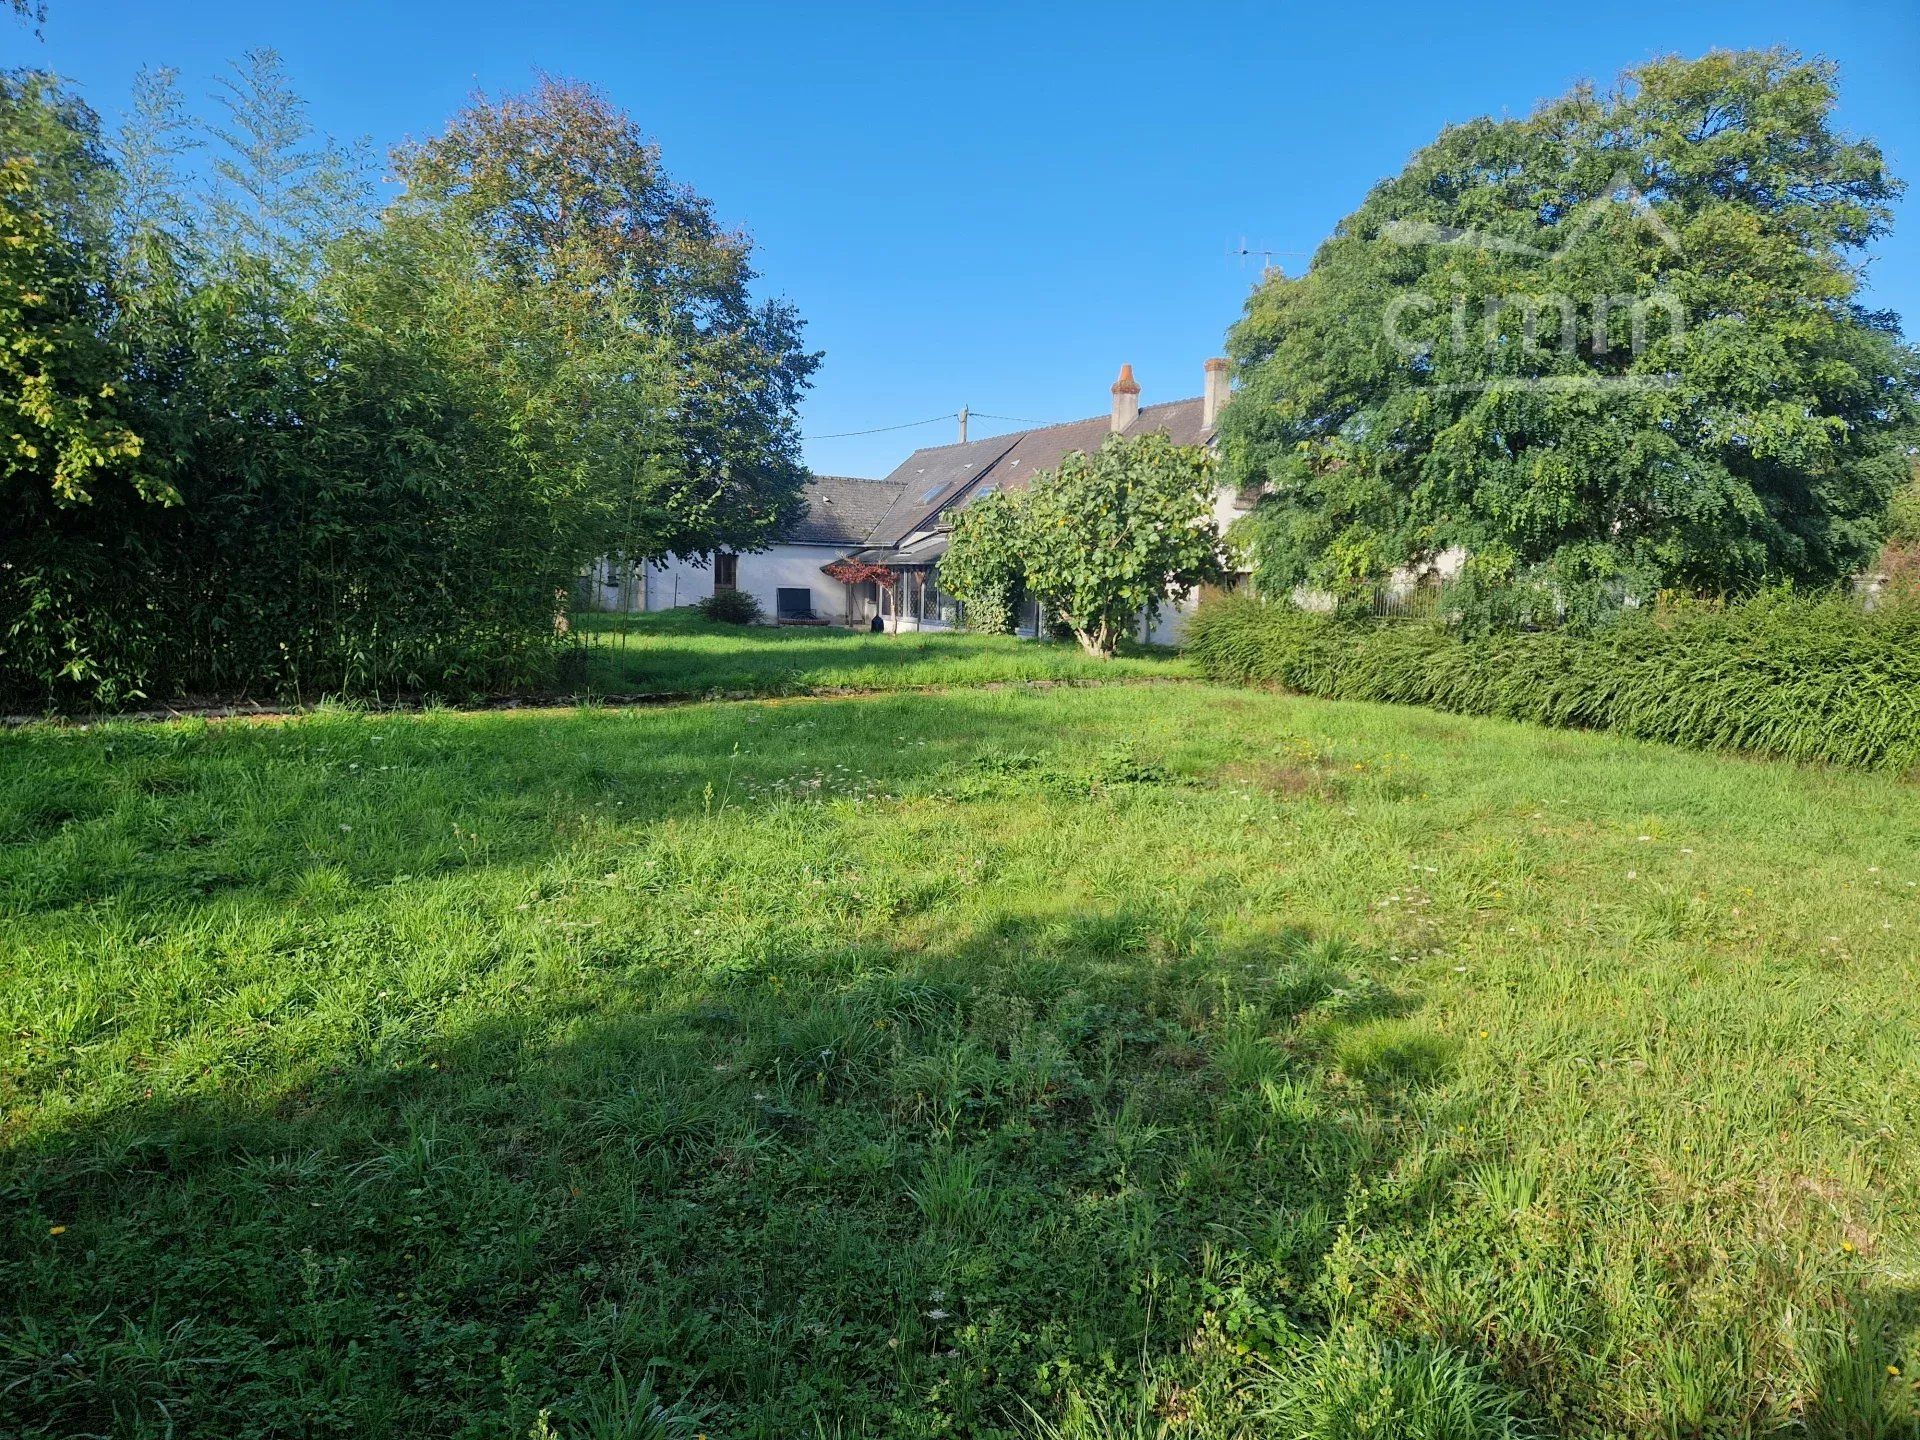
805, 413, 955, 440
806, 409, 1056, 442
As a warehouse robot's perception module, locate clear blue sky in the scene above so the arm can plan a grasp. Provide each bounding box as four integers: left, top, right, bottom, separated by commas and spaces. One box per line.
16, 0, 1919, 478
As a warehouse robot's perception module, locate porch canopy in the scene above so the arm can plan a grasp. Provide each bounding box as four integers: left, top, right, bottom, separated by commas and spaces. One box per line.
829, 534, 948, 571
822, 536, 957, 628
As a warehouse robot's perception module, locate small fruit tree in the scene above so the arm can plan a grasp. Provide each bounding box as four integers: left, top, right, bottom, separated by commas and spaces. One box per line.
938, 490, 1028, 634
1018, 433, 1227, 657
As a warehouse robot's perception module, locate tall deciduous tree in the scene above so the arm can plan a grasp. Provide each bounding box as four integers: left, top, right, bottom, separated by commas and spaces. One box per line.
1222, 49, 1919, 626
385, 76, 817, 572
0, 77, 147, 507
0, 75, 169, 703
0, 157, 146, 505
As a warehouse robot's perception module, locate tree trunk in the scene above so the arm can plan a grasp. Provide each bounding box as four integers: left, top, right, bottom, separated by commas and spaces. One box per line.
1076, 622, 1114, 659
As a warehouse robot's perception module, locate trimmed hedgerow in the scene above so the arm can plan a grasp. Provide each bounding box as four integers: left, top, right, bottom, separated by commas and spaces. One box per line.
1187, 593, 1920, 771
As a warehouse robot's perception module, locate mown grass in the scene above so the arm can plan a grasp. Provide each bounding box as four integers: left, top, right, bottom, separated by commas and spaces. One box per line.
569, 608, 1190, 696
3, 680, 1919, 1437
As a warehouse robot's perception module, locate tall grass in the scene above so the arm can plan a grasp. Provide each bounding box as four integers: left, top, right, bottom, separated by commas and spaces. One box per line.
1187, 592, 1920, 770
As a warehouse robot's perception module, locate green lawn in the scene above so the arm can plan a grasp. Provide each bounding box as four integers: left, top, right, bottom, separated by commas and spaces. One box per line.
3, 669, 1918, 1437
569, 608, 1190, 695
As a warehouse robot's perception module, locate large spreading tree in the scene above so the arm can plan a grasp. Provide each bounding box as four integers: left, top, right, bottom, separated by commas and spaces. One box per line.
1221, 49, 1919, 625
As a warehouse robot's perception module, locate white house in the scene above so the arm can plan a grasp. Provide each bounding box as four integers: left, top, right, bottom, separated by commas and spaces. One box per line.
600, 473, 910, 625
582, 359, 1251, 641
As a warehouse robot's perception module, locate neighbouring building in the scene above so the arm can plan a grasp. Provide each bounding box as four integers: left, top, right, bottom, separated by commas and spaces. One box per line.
594, 473, 909, 625
580, 359, 1251, 640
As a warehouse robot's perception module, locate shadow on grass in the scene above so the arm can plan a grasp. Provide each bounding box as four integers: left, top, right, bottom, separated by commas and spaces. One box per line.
0, 688, 1184, 920
1, 910, 1432, 1440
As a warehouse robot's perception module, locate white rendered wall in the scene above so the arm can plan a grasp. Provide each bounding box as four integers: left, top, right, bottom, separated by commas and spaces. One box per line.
642, 545, 853, 623
1141, 483, 1249, 645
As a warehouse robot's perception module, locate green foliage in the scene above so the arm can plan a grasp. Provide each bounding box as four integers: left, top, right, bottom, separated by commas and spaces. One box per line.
939, 489, 1029, 633
5, 677, 1920, 1436
1187, 590, 1920, 769
1222, 50, 1920, 625
0, 88, 150, 504
386, 76, 816, 568
561, 1369, 709, 1440
1012, 432, 1227, 657
1888, 465, 1920, 545
0, 65, 816, 710
693, 587, 763, 624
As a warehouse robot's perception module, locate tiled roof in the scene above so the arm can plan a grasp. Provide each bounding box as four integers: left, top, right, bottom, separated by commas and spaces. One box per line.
866, 395, 1213, 543
984, 397, 1211, 498
861, 434, 1021, 545
787, 474, 908, 545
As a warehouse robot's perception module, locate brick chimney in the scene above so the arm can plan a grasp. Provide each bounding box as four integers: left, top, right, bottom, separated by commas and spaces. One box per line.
1109, 363, 1140, 433
1203, 357, 1230, 430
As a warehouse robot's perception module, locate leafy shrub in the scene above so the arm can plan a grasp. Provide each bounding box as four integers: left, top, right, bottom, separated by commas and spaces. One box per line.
940, 489, 1027, 634
1885, 473, 1920, 596
941, 434, 1226, 654
694, 588, 763, 624
1889, 473, 1920, 546
0, 67, 812, 711
1188, 592, 1920, 770
1018, 433, 1227, 656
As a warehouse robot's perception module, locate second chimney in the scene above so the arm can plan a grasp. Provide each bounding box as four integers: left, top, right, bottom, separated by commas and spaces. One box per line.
1110, 363, 1141, 433
1203, 357, 1231, 431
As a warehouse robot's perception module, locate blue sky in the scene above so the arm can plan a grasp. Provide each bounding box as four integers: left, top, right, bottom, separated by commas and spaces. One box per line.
16, 0, 1919, 478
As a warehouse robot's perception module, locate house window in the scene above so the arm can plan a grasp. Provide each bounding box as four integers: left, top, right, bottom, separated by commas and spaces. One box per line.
713, 553, 738, 590
925, 570, 961, 626
776, 587, 812, 620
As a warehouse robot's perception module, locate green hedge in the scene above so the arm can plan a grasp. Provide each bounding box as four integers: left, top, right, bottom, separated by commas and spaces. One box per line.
1187, 593, 1920, 770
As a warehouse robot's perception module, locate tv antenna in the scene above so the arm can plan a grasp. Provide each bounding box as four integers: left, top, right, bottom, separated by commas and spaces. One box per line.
1230, 237, 1277, 272
1229, 238, 1311, 278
